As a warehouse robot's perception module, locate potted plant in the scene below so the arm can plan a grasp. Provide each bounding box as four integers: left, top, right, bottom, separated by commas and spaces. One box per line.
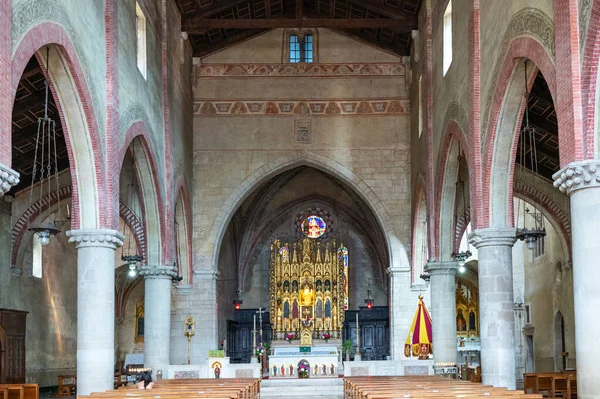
297, 361, 310, 378
285, 333, 295, 343
322, 332, 331, 342
342, 339, 353, 361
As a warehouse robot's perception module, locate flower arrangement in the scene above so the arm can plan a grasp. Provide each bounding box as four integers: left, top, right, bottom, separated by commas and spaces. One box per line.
298, 363, 309, 378
322, 332, 331, 341
255, 345, 265, 357
285, 333, 295, 342
301, 317, 313, 327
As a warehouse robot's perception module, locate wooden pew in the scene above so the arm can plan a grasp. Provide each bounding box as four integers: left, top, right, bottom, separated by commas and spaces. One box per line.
79, 378, 260, 399
523, 371, 576, 397
54, 374, 76, 397
0, 387, 8, 399
344, 376, 542, 399
0, 384, 38, 399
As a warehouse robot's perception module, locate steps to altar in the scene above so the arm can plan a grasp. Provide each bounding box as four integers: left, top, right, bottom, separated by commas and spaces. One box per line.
260, 377, 343, 399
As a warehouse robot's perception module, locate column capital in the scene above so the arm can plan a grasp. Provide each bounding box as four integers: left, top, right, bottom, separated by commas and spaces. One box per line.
553, 159, 600, 195
67, 229, 124, 249
0, 163, 20, 196
425, 261, 458, 276
140, 264, 178, 280
468, 227, 516, 249
386, 266, 410, 275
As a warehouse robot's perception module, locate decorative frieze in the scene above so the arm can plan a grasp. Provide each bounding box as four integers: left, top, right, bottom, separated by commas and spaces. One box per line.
197, 63, 405, 78
0, 163, 20, 196
553, 160, 600, 195
194, 99, 409, 116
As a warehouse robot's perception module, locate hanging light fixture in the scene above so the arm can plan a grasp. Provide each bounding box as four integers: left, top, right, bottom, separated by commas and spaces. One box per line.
516, 60, 546, 250
451, 143, 471, 273
27, 47, 64, 245
364, 279, 374, 309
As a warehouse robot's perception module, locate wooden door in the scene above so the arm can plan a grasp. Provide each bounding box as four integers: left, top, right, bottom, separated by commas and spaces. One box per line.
0, 324, 6, 384
0, 309, 27, 384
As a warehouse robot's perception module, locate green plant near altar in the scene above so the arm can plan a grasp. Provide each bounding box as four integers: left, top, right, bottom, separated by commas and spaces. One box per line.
255, 345, 265, 357
342, 340, 353, 361
298, 361, 310, 378
263, 341, 271, 357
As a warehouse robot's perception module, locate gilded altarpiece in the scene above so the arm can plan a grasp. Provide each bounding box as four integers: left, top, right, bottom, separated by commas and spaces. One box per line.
269, 238, 346, 344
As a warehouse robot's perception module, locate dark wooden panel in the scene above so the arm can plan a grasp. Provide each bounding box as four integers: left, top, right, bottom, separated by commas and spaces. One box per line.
0, 310, 27, 384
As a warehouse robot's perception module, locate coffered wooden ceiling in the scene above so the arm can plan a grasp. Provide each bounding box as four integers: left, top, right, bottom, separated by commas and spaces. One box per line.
175, 0, 422, 56
516, 72, 559, 182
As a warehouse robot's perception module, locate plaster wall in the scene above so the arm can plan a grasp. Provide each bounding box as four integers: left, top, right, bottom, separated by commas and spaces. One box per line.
0, 208, 77, 387
517, 217, 575, 372
116, 281, 145, 363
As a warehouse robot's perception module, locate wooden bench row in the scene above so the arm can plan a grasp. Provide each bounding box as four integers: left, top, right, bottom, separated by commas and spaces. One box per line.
0, 384, 38, 399
79, 378, 261, 399
523, 372, 577, 398
344, 376, 544, 399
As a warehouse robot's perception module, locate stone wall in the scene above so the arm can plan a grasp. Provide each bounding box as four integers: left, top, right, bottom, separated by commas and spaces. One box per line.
180, 28, 417, 361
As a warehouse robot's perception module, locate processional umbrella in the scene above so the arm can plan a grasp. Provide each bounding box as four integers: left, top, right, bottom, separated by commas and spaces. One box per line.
404, 294, 433, 359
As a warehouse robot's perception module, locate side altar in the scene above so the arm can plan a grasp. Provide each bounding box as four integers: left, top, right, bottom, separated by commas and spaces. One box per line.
267, 236, 348, 377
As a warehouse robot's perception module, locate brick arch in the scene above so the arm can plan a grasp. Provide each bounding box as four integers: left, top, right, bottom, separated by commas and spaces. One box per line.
435, 113, 471, 261
411, 174, 428, 283
120, 123, 165, 266
203, 151, 407, 275
11, 185, 146, 269
483, 37, 559, 229
453, 204, 470, 254
10, 23, 105, 229
173, 179, 193, 285
581, 0, 600, 158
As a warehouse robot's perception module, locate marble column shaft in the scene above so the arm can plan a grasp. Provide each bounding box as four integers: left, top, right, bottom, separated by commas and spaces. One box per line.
67, 229, 124, 396
140, 265, 177, 377
469, 228, 517, 390
426, 261, 458, 364
553, 160, 600, 399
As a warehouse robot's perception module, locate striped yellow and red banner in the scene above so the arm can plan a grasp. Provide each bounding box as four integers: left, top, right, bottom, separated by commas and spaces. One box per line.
404, 294, 433, 358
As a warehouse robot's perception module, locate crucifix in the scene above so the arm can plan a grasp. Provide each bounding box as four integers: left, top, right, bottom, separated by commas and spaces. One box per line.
256, 307, 268, 344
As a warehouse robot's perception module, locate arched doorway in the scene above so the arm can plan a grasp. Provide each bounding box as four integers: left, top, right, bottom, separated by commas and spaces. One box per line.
217, 166, 391, 363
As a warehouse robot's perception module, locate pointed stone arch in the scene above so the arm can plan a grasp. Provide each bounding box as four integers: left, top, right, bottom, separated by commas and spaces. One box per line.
202, 151, 407, 276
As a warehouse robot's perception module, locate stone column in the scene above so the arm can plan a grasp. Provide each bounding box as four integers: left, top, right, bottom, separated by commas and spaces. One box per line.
140, 265, 177, 377
425, 261, 458, 364
469, 228, 517, 389
67, 229, 124, 396
0, 163, 19, 196
553, 160, 600, 399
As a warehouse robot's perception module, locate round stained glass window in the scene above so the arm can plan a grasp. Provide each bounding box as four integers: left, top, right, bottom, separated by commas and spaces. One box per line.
301, 215, 327, 238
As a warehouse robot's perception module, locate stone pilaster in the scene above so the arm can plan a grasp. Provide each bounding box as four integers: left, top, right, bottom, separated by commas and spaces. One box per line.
190, 269, 218, 363
425, 261, 458, 365
139, 265, 177, 377
469, 228, 517, 389
67, 229, 124, 396
0, 163, 19, 196
387, 266, 412, 360
553, 160, 600, 399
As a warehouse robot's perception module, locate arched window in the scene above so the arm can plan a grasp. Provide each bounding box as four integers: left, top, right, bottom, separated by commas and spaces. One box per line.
285, 29, 317, 63
442, 0, 453, 75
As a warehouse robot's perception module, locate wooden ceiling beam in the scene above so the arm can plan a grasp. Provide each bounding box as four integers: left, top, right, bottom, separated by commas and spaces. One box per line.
184, 17, 417, 30
192, 0, 251, 18
345, 0, 413, 19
